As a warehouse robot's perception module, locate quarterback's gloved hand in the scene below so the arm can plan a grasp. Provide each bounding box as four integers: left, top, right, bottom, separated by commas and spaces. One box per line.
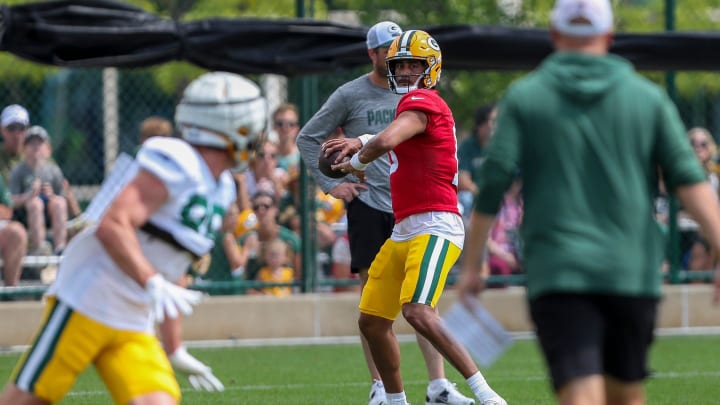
169, 346, 225, 392
145, 274, 204, 322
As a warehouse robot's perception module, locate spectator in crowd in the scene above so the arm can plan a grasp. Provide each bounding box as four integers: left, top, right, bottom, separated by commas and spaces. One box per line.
240, 190, 301, 281
0, 175, 28, 292
272, 103, 302, 179
687, 238, 715, 276
244, 140, 289, 202
458, 0, 720, 403
486, 178, 523, 278
133, 115, 174, 156
687, 127, 719, 191
37, 133, 83, 223
328, 29, 506, 405
251, 238, 295, 296
298, 21, 476, 405
0, 104, 30, 180
0, 105, 82, 224
330, 227, 359, 293
0, 71, 265, 405
140, 116, 174, 143
679, 127, 719, 269
200, 195, 251, 291
457, 103, 496, 220
9, 126, 67, 255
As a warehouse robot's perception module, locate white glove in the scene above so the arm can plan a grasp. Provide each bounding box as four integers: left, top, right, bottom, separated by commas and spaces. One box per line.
169, 346, 225, 392
145, 274, 204, 323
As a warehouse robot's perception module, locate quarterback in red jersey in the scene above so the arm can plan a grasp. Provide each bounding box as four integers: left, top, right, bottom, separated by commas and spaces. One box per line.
326, 30, 506, 405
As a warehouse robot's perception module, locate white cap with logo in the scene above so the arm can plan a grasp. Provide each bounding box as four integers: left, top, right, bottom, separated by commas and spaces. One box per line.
1, 104, 30, 127
551, 0, 613, 37
366, 21, 402, 49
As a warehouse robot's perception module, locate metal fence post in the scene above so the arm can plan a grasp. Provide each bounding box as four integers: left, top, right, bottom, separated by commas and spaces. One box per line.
664, 0, 682, 284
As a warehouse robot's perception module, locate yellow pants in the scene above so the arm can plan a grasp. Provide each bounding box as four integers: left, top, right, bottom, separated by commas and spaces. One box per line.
11, 297, 180, 405
360, 234, 461, 320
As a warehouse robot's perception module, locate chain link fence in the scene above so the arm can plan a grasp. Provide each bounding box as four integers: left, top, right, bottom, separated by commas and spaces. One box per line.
0, 2, 719, 295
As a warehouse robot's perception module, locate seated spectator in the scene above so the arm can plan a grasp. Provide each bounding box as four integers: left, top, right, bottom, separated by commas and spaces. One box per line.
0, 106, 81, 223
0, 175, 28, 291
487, 178, 523, 278
196, 202, 252, 295
251, 238, 295, 296
679, 127, 719, 267
240, 190, 300, 281
9, 126, 67, 255
0, 104, 30, 180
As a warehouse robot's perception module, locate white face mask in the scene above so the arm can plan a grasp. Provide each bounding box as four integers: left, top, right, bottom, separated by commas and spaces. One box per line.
389, 74, 424, 94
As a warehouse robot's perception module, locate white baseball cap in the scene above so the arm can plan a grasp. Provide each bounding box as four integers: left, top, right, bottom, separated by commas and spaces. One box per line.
1, 104, 29, 127
551, 0, 613, 37
366, 21, 402, 49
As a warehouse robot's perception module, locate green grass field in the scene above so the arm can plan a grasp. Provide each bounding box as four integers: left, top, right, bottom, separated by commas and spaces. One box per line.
2, 335, 720, 404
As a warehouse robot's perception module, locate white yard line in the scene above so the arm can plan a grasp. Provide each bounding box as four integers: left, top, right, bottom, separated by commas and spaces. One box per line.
2, 327, 720, 355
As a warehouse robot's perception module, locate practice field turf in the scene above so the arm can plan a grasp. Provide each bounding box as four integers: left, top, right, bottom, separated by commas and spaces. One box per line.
1, 335, 719, 404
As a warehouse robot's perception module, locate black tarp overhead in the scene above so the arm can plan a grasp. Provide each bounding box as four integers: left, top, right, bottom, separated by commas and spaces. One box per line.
2, 0, 720, 74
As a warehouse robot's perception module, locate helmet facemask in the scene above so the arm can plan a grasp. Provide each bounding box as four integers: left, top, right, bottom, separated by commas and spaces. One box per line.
387, 59, 430, 95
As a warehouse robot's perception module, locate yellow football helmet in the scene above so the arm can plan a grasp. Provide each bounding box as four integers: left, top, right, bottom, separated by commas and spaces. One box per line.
386, 30, 442, 94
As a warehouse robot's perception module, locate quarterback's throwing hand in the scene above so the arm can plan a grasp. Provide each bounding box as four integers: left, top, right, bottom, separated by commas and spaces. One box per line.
169, 346, 225, 392
146, 274, 205, 322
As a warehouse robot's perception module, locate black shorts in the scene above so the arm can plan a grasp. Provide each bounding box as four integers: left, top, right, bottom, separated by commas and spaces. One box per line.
529, 292, 658, 391
346, 198, 394, 273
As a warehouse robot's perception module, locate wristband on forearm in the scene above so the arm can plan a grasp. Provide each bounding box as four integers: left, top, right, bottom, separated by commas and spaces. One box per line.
358, 134, 375, 147
350, 153, 369, 171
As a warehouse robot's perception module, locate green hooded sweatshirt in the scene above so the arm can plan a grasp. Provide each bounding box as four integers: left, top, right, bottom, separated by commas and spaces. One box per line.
475, 51, 705, 299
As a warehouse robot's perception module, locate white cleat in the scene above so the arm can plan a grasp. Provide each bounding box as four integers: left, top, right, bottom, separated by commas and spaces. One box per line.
369, 380, 387, 405
478, 394, 507, 405
479, 399, 507, 405
426, 380, 475, 405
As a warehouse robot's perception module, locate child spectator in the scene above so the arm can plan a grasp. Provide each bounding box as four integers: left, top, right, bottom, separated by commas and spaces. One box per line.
240, 191, 301, 281
9, 126, 67, 255
252, 238, 295, 296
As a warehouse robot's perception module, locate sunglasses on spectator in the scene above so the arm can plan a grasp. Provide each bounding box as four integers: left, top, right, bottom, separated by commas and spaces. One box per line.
252, 202, 273, 210
4, 123, 27, 132
692, 141, 709, 148
274, 120, 298, 128
257, 152, 277, 159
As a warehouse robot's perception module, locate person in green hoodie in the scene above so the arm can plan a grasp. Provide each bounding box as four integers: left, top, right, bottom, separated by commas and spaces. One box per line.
457, 0, 720, 403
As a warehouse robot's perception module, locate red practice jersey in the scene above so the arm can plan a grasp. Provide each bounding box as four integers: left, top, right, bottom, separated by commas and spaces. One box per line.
389, 89, 460, 222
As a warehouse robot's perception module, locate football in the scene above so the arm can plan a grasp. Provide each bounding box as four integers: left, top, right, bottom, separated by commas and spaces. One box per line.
318, 150, 347, 179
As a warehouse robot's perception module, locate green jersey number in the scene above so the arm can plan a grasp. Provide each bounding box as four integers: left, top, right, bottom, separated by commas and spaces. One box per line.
180, 195, 226, 240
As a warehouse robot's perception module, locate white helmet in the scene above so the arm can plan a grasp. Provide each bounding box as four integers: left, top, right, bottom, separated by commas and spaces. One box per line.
175, 72, 267, 170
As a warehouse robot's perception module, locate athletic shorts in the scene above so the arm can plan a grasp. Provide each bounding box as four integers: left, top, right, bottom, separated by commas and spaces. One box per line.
346, 198, 394, 273
529, 292, 658, 391
359, 234, 461, 320
11, 297, 180, 404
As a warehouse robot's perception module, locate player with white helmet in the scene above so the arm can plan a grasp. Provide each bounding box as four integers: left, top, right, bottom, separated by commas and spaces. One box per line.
0, 72, 267, 405
176, 71, 267, 171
